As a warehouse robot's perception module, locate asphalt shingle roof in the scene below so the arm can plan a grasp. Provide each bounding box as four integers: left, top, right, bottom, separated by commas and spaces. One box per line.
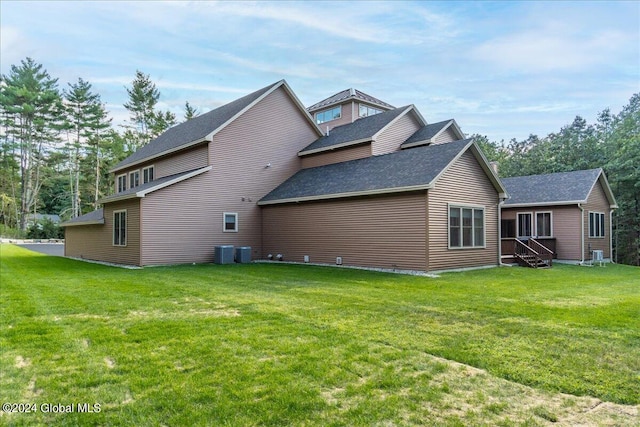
502, 168, 602, 205
307, 88, 395, 112
60, 208, 104, 226
113, 81, 281, 171
260, 138, 473, 204
100, 168, 206, 203
300, 106, 412, 154
402, 120, 453, 146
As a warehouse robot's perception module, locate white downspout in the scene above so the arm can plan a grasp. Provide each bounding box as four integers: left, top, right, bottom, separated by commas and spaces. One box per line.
579, 203, 585, 264
609, 209, 615, 263
498, 197, 505, 266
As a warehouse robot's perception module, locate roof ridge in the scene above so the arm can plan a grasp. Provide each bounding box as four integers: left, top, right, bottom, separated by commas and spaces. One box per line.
260, 138, 473, 205
307, 88, 395, 112
502, 168, 601, 180
111, 80, 284, 172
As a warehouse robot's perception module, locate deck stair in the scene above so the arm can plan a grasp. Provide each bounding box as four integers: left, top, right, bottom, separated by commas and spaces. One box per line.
514, 238, 553, 268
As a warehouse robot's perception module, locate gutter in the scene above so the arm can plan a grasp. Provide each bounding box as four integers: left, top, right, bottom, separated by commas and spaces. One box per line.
258, 183, 433, 206
298, 138, 372, 156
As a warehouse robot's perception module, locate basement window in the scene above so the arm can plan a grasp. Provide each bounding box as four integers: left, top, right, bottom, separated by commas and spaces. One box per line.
223, 212, 238, 232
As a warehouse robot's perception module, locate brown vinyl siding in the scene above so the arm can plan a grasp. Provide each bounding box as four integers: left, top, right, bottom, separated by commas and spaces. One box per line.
140, 171, 219, 265
64, 199, 141, 265
551, 206, 582, 260
427, 150, 499, 271
111, 145, 209, 193
313, 102, 354, 130
434, 127, 459, 145
300, 143, 372, 168
140, 85, 319, 265
583, 178, 612, 259
154, 144, 209, 179
262, 193, 427, 270
372, 113, 421, 155
502, 206, 583, 260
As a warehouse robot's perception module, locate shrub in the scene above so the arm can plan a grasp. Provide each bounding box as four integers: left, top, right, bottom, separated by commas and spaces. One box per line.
26, 218, 64, 239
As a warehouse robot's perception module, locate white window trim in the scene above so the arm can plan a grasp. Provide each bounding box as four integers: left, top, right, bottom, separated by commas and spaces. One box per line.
516, 211, 533, 238
113, 210, 127, 247
589, 211, 606, 238
117, 174, 127, 193
359, 103, 383, 118
142, 165, 155, 184
129, 170, 140, 189
448, 203, 486, 250
534, 211, 553, 238
315, 106, 342, 125
223, 212, 238, 233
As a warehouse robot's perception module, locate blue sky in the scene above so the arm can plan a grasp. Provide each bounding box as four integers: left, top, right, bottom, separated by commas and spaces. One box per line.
1, 0, 638, 142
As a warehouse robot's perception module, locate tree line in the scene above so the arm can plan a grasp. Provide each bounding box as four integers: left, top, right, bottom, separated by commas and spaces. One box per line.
0, 58, 197, 235
1, 57, 638, 264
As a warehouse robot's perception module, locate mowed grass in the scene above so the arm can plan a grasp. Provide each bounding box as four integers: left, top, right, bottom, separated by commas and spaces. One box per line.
1, 244, 638, 426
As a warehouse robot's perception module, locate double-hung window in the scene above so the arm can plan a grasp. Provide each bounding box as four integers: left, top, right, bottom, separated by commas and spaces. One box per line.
589, 212, 605, 238
449, 205, 485, 248
113, 210, 127, 246
142, 166, 154, 184
117, 174, 127, 193
129, 170, 140, 188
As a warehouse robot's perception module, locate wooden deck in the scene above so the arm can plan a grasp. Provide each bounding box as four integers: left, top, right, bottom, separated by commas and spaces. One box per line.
501, 238, 556, 268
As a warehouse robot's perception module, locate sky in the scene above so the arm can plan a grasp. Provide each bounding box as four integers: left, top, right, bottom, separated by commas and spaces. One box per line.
1, 0, 639, 142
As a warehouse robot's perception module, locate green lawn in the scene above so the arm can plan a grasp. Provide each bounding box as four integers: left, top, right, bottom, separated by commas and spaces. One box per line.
1, 244, 638, 426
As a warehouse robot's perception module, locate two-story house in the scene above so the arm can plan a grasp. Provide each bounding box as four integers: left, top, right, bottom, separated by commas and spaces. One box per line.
62, 80, 512, 272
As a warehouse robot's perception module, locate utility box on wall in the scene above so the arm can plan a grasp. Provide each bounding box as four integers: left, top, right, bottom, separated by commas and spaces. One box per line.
235, 246, 252, 264
214, 245, 234, 264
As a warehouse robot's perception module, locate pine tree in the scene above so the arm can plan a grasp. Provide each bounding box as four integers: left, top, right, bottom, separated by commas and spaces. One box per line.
123, 70, 176, 149
63, 78, 111, 216
184, 101, 199, 121
0, 58, 63, 230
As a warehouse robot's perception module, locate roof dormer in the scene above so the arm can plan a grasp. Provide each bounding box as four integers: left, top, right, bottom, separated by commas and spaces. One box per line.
307, 88, 395, 130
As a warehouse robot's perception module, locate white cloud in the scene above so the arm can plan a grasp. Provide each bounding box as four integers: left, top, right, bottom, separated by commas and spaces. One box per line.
1, 0, 637, 144
470, 5, 638, 74
473, 30, 624, 72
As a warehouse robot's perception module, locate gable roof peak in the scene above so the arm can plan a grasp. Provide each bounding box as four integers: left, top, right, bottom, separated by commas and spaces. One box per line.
299, 105, 424, 155
112, 79, 319, 173
402, 118, 464, 148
